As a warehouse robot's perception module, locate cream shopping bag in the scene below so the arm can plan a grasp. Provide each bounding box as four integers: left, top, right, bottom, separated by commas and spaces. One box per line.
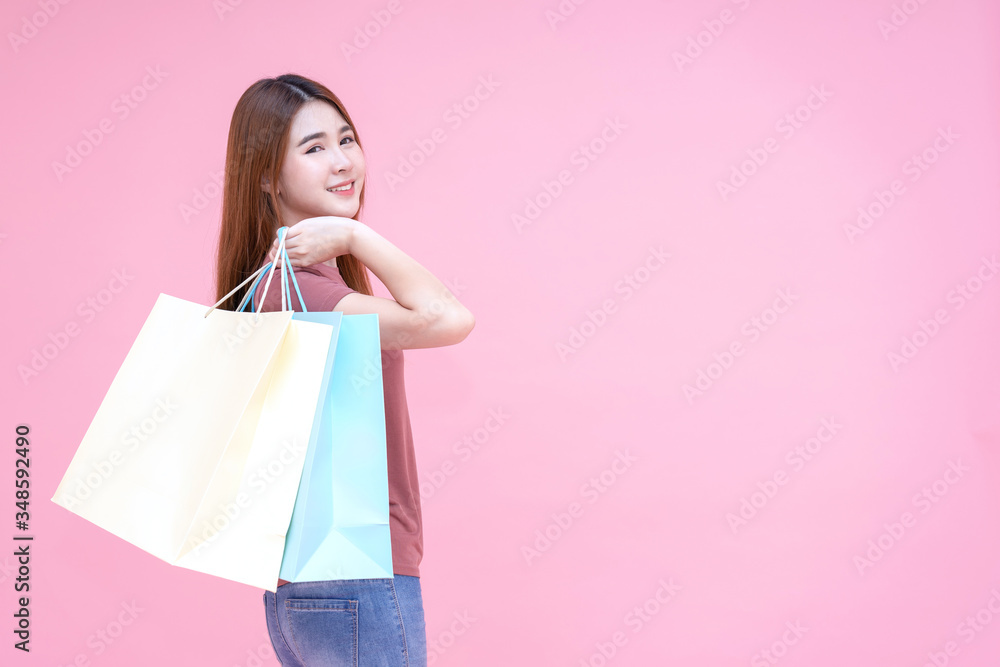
52, 230, 329, 590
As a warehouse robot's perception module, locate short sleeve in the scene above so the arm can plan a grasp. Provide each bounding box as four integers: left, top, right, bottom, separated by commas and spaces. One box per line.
251, 264, 357, 313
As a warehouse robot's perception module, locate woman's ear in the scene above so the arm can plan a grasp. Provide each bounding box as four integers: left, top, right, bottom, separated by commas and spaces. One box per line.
261, 175, 279, 196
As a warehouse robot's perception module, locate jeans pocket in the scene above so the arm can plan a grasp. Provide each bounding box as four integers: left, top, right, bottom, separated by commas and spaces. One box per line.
284, 598, 359, 667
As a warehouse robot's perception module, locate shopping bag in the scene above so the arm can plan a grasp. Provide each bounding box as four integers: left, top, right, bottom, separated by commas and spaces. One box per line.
278, 312, 393, 581
51, 228, 330, 591
242, 258, 394, 581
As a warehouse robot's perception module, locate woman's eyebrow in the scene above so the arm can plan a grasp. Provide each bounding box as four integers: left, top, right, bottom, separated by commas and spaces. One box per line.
296, 125, 353, 147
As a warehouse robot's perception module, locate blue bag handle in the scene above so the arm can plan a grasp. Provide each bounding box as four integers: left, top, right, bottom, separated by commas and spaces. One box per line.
204, 227, 309, 318
236, 227, 309, 314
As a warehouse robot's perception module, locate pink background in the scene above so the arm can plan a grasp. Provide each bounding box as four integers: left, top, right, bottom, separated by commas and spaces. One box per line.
3, 0, 1000, 665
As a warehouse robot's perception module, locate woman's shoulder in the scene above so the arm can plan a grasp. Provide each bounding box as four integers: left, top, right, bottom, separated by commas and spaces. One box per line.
253, 259, 346, 286
255, 256, 333, 274
251, 259, 354, 312
302, 260, 343, 278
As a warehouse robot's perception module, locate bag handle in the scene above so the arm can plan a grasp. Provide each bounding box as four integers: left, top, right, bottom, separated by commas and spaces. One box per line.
239, 235, 309, 314
204, 227, 308, 318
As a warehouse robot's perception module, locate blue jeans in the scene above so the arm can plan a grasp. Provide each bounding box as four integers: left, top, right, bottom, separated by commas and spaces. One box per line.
263, 576, 427, 666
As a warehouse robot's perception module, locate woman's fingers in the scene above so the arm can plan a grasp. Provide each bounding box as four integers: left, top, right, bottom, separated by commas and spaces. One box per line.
268, 228, 307, 267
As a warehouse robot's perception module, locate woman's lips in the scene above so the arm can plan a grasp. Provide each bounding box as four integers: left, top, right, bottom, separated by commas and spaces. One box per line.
327, 181, 355, 196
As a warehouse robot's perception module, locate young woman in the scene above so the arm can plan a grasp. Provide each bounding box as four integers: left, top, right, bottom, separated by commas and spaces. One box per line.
214, 73, 475, 666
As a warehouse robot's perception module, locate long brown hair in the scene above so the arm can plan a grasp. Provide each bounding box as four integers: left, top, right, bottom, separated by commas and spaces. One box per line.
214, 73, 373, 311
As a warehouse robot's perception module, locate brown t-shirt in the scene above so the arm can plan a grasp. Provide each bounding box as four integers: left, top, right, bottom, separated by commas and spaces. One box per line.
251, 259, 423, 579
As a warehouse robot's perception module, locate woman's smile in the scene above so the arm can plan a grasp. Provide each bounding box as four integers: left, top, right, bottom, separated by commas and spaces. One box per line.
327, 181, 355, 195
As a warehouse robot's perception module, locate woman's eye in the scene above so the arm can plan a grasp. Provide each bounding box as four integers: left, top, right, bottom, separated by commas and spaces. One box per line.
307, 138, 352, 153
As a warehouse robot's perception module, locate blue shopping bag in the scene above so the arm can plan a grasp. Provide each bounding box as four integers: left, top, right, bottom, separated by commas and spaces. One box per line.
243, 236, 393, 582
279, 311, 393, 581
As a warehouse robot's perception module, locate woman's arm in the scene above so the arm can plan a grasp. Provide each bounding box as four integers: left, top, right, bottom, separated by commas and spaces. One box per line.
337, 221, 475, 350
268, 217, 475, 351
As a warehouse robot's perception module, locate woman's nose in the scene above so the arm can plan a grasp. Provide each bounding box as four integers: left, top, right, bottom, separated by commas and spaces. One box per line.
329, 149, 353, 171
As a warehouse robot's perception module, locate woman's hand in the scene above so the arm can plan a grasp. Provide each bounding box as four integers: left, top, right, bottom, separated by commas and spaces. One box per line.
267, 216, 356, 268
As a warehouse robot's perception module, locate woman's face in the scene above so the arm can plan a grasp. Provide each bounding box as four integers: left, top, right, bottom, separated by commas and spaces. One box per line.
272, 99, 365, 223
